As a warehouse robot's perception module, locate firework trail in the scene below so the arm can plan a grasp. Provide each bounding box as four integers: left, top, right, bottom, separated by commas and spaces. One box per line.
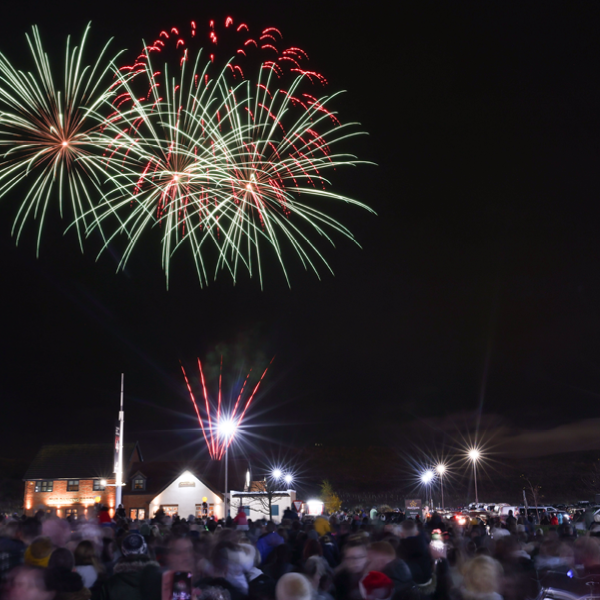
181, 356, 272, 459
0, 23, 127, 252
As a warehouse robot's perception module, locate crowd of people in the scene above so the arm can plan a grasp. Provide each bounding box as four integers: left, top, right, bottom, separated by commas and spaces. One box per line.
2, 504, 600, 600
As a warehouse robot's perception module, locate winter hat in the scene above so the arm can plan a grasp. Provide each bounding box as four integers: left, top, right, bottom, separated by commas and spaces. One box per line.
121, 532, 148, 556
275, 573, 312, 600
24, 536, 53, 568
359, 571, 394, 600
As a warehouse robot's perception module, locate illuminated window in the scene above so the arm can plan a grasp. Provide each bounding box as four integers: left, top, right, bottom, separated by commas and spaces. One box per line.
196, 503, 214, 518
67, 480, 79, 492
35, 481, 53, 493
133, 478, 146, 491
130, 508, 146, 520
93, 480, 106, 491
65, 508, 78, 519
161, 505, 178, 517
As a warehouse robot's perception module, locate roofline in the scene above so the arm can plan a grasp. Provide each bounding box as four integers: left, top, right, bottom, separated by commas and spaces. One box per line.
129, 441, 143, 463
231, 491, 291, 498
124, 467, 224, 501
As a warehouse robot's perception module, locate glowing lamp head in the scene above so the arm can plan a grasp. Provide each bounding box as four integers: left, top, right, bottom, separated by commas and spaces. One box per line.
218, 418, 236, 439
284, 474, 293, 485
468, 449, 481, 462
101, 479, 107, 486
272, 468, 282, 480
436, 464, 446, 475
421, 470, 434, 485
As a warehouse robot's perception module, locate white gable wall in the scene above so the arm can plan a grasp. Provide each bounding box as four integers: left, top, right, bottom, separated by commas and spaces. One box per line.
148, 470, 224, 519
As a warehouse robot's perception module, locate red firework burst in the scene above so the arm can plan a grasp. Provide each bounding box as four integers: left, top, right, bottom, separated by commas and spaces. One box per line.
180, 356, 273, 459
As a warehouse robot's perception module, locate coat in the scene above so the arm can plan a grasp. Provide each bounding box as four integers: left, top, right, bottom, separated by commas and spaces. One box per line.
94, 555, 161, 600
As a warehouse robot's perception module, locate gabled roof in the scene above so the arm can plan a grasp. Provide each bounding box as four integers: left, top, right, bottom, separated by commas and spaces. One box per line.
124, 459, 250, 499
23, 443, 141, 480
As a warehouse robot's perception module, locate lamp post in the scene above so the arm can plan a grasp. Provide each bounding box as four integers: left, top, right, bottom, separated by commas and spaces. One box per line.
468, 449, 480, 505
218, 418, 236, 520
421, 469, 435, 509
436, 464, 446, 511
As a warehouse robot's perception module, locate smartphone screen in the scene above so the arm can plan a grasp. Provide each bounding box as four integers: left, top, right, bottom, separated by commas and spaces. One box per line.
172, 571, 192, 600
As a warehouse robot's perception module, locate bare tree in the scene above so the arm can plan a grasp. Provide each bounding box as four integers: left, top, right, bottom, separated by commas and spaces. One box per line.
521, 474, 542, 522
239, 479, 290, 519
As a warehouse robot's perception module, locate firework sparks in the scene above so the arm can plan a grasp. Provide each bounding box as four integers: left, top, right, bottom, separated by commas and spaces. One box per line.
0, 19, 374, 286
0, 23, 126, 252
181, 356, 272, 459
93, 47, 374, 287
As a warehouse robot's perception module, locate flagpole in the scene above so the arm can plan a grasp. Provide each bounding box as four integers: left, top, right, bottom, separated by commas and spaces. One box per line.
116, 374, 124, 509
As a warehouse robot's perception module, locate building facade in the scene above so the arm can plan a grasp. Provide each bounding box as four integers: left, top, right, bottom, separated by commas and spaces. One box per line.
23, 443, 142, 518
122, 459, 250, 520
24, 445, 254, 520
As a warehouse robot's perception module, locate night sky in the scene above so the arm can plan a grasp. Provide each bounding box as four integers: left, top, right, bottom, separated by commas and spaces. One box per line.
2, 1, 600, 465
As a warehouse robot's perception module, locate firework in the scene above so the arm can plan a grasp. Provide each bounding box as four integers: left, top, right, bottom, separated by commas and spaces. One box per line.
0, 23, 126, 252
181, 356, 272, 459
93, 46, 374, 286
90, 49, 233, 287
127, 16, 326, 86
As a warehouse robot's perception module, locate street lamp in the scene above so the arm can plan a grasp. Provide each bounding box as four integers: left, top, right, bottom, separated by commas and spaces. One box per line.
468, 448, 481, 505
272, 468, 283, 480
284, 474, 293, 489
435, 464, 446, 511
218, 418, 236, 520
421, 469, 435, 509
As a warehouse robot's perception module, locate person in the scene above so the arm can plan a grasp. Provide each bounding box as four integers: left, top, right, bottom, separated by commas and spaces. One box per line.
505, 511, 517, 532
5, 565, 55, 600
74, 540, 102, 590
233, 508, 249, 531
304, 555, 334, 600
459, 555, 503, 600
276, 572, 313, 600
257, 521, 285, 564
0, 520, 26, 583
24, 537, 53, 569
96, 532, 161, 600
333, 538, 369, 600
97, 507, 112, 527
366, 542, 413, 598
166, 536, 195, 575
397, 520, 432, 585
46, 547, 91, 600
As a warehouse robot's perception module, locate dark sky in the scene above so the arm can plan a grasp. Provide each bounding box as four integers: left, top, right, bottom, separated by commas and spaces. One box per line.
2, 1, 600, 463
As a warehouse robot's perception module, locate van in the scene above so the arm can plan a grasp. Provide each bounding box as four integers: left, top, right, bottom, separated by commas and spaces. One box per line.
498, 506, 519, 517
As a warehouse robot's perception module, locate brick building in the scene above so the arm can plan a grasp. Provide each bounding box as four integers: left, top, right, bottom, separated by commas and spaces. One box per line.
24, 445, 252, 520
23, 443, 142, 518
